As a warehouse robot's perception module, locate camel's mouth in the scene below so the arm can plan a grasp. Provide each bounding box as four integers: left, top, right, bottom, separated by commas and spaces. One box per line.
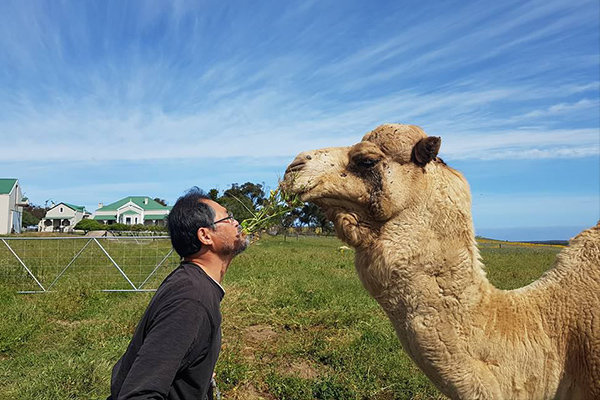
281, 171, 316, 198
308, 197, 364, 217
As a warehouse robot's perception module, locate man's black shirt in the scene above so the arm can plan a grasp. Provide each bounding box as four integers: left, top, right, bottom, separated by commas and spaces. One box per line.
109, 262, 224, 400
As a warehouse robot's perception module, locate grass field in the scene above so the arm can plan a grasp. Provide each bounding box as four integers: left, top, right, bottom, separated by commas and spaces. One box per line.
0, 235, 562, 399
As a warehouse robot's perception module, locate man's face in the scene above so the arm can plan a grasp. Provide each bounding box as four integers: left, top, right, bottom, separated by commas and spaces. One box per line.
202, 199, 249, 256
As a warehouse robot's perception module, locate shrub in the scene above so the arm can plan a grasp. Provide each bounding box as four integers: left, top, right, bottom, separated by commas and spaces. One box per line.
74, 219, 104, 232
106, 223, 128, 231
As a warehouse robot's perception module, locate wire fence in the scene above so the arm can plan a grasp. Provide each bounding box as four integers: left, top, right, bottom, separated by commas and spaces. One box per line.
0, 236, 180, 293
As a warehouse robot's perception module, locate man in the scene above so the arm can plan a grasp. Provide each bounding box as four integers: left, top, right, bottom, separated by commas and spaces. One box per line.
108, 188, 248, 400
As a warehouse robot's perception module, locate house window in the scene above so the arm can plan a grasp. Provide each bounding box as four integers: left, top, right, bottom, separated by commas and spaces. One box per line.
60, 207, 63, 213
126, 217, 131, 224
135, 217, 138, 224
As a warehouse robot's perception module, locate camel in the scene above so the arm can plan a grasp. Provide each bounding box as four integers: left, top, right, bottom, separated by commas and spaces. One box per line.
282, 124, 600, 399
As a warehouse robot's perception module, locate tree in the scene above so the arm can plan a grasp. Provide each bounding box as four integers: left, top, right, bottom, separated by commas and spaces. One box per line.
22, 209, 39, 227
217, 195, 255, 223
23, 204, 47, 220
218, 182, 267, 222
153, 198, 168, 206
223, 182, 265, 208
239, 182, 266, 208
298, 202, 333, 233
280, 206, 302, 240
208, 189, 219, 201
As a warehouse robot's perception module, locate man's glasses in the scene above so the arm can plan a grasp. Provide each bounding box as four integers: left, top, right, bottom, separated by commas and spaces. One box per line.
213, 212, 235, 225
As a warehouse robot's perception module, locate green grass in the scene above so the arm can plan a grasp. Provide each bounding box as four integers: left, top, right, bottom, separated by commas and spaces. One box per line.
0, 235, 562, 399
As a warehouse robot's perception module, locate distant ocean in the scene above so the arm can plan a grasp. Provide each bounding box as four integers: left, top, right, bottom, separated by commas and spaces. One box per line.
475, 225, 595, 242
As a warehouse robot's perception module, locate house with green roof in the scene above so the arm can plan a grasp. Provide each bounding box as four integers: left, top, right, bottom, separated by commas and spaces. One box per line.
93, 196, 170, 226
0, 178, 28, 234
39, 202, 91, 233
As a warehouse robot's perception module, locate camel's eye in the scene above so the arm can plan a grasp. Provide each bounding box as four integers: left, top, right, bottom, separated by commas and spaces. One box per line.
355, 157, 379, 169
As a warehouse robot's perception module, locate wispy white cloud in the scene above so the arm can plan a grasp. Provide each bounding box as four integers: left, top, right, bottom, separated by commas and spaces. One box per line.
519, 99, 597, 118
1, 80, 597, 162
0, 0, 598, 237
438, 128, 600, 159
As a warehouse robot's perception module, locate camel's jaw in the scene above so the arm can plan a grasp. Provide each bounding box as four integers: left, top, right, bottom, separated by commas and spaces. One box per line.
280, 171, 315, 201
282, 147, 352, 203
281, 172, 367, 216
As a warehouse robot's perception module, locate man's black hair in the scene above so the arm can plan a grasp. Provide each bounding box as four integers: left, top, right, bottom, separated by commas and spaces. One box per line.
168, 187, 216, 257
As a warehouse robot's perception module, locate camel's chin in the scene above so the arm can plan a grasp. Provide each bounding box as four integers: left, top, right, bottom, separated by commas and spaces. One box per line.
309, 196, 361, 214
281, 176, 315, 198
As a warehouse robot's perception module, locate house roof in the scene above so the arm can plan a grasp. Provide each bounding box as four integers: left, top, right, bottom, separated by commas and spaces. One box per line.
53, 202, 86, 213
63, 202, 86, 212
97, 196, 168, 212
121, 210, 139, 216
0, 179, 17, 195
144, 214, 168, 220
93, 215, 117, 221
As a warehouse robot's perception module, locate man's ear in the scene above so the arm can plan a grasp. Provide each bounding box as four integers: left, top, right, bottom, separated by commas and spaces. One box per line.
197, 227, 214, 246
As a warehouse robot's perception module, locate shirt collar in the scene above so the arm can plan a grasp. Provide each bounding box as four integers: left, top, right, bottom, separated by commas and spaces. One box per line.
182, 261, 226, 297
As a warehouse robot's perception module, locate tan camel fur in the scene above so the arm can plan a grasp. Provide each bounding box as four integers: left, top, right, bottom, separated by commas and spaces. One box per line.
282, 124, 600, 399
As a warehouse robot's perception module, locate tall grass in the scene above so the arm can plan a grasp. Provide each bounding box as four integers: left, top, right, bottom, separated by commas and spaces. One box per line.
0, 236, 561, 399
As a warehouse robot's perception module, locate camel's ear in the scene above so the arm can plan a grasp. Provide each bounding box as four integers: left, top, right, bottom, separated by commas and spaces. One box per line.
411, 136, 441, 167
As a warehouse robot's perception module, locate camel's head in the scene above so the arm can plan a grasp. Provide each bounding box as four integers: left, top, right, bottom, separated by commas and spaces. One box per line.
282, 124, 446, 248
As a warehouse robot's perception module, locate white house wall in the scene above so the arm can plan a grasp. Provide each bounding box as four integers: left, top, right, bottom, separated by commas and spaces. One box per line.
45, 205, 77, 219
40, 203, 86, 232
94, 198, 169, 226
116, 202, 144, 225
0, 195, 9, 234
0, 183, 22, 234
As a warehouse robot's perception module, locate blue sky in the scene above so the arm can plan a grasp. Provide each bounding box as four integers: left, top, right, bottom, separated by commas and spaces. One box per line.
0, 0, 598, 241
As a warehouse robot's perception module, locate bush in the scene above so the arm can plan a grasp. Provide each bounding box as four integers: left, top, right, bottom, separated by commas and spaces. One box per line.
105, 223, 167, 233
75, 219, 167, 233
74, 219, 104, 232
106, 223, 128, 231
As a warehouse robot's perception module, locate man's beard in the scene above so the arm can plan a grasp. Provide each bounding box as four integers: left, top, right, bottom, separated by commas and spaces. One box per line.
232, 235, 249, 256
219, 232, 249, 257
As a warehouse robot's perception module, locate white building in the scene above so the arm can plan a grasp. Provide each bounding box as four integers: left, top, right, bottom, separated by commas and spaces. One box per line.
0, 178, 27, 234
93, 196, 170, 226
39, 202, 91, 232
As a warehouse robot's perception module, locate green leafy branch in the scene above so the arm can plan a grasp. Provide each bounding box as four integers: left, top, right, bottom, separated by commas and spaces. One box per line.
235, 186, 303, 235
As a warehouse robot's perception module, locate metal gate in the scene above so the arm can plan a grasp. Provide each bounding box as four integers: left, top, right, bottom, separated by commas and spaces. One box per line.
0, 236, 179, 293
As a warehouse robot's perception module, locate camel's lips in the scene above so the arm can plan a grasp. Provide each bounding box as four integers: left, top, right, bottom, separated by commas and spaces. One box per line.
281, 172, 313, 197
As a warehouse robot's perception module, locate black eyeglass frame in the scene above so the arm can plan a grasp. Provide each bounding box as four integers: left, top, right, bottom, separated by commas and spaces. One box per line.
212, 212, 235, 225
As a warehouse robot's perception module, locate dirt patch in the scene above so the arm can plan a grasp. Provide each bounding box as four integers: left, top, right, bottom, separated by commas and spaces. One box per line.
85, 230, 114, 237
240, 324, 278, 362
244, 324, 278, 345
227, 383, 276, 400
50, 318, 101, 327
51, 318, 82, 327
282, 360, 320, 379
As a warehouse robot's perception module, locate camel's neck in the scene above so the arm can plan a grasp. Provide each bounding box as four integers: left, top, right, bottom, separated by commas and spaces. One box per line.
352, 205, 497, 399
353, 161, 500, 329
356, 211, 492, 314
346, 164, 568, 399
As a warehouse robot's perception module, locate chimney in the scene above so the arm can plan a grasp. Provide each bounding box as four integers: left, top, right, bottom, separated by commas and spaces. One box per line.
98, 202, 103, 209
144, 197, 148, 205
